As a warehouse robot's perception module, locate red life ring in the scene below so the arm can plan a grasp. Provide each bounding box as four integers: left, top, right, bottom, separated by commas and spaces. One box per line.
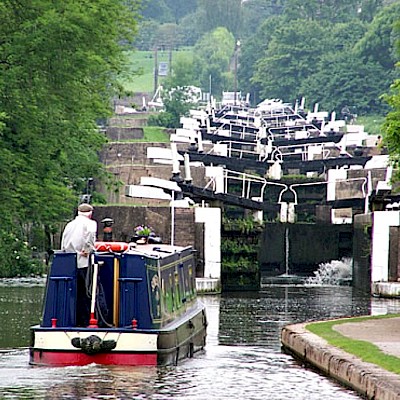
95, 241, 129, 252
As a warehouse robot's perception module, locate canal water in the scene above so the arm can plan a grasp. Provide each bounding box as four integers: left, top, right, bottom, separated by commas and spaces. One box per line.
1, 282, 400, 399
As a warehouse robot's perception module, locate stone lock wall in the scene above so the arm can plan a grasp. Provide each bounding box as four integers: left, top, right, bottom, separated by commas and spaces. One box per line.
98, 142, 211, 204
88, 205, 204, 275
92, 205, 196, 247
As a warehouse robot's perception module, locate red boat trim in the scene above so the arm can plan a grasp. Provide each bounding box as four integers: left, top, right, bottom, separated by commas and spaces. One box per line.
30, 349, 157, 366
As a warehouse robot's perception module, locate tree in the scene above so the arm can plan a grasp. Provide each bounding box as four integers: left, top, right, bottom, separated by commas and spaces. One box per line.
193, 27, 235, 97
139, 0, 173, 23
238, 15, 286, 105
354, 1, 400, 70
241, 0, 285, 39
283, 0, 369, 23
178, 11, 204, 46
139, 0, 197, 24
252, 19, 332, 102
382, 17, 400, 179
358, 0, 384, 22
197, 0, 242, 38
238, 0, 393, 110
134, 20, 160, 50
383, 78, 400, 178
297, 20, 391, 115
300, 51, 390, 115
148, 88, 194, 128
0, 0, 139, 271
164, 0, 198, 24
164, 56, 199, 89
155, 23, 184, 49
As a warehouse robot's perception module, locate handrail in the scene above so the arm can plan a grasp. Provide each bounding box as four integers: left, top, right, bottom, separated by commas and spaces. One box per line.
201, 159, 369, 208
223, 169, 288, 204
288, 176, 369, 205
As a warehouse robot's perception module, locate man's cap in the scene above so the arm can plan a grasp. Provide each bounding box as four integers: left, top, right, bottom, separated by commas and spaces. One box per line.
78, 203, 93, 212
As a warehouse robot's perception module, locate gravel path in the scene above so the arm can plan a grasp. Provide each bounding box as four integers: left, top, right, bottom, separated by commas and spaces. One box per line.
334, 317, 400, 358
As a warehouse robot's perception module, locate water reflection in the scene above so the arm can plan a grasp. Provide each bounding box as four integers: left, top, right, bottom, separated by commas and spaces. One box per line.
218, 286, 371, 349
0, 285, 44, 348
0, 284, 399, 399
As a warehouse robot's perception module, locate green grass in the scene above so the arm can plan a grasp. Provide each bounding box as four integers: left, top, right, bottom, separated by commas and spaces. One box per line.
306, 314, 400, 374
122, 49, 194, 93
356, 115, 385, 135
143, 126, 170, 142
110, 126, 170, 143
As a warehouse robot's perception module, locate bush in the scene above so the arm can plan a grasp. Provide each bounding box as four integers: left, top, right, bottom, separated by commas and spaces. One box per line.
0, 229, 46, 278
147, 112, 176, 128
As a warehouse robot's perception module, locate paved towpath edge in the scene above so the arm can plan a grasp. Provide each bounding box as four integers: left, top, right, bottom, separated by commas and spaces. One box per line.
281, 322, 400, 400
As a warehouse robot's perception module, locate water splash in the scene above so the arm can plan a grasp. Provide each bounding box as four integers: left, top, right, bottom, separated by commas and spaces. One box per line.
285, 227, 289, 275
305, 258, 352, 285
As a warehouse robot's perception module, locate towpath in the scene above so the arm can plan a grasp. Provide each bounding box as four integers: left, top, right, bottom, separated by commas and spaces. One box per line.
334, 317, 400, 358
281, 317, 400, 399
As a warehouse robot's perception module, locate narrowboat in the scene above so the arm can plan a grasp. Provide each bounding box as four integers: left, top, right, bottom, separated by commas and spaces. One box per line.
29, 242, 207, 366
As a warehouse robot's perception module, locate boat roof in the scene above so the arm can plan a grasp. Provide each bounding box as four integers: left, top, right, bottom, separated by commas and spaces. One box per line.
124, 243, 193, 260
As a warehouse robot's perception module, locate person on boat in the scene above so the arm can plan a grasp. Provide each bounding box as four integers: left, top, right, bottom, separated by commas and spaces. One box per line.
61, 203, 98, 326
61, 203, 97, 266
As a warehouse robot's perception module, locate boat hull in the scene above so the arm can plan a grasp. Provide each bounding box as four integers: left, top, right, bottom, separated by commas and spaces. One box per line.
30, 349, 158, 366
30, 303, 207, 367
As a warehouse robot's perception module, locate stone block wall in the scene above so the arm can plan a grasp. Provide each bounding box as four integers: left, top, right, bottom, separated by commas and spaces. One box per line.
98, 142, 211, 204
173, 208, 196, 247
108, 117, 148, 127
92, 205, 191, 245
100, 142, 154, 166
106, 127, 144, 141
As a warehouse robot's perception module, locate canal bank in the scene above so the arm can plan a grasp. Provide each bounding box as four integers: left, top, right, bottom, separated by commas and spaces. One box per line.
281, 314, 400, 399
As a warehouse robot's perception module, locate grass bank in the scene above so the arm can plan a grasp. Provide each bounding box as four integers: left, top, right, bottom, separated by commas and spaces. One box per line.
306, 314, 400, 374
142, 126, 170, 142
122, 49, 194, 93
356, 115, 385, 135
107, 126, 170, 143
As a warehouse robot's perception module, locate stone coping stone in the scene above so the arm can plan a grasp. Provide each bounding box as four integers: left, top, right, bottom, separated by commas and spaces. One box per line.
372, 282, 400, 298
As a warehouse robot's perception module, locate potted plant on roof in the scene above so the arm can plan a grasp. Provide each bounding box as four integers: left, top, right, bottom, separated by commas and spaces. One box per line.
131, 225, 162, 245
134, 225, 152, 244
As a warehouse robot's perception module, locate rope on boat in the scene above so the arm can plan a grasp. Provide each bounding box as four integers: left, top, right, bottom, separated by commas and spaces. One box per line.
84, 255, 113, 328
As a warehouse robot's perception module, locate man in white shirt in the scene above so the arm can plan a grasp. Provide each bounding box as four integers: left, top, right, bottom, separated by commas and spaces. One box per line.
61, 203, 98, 326
61, 203, 98, 268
